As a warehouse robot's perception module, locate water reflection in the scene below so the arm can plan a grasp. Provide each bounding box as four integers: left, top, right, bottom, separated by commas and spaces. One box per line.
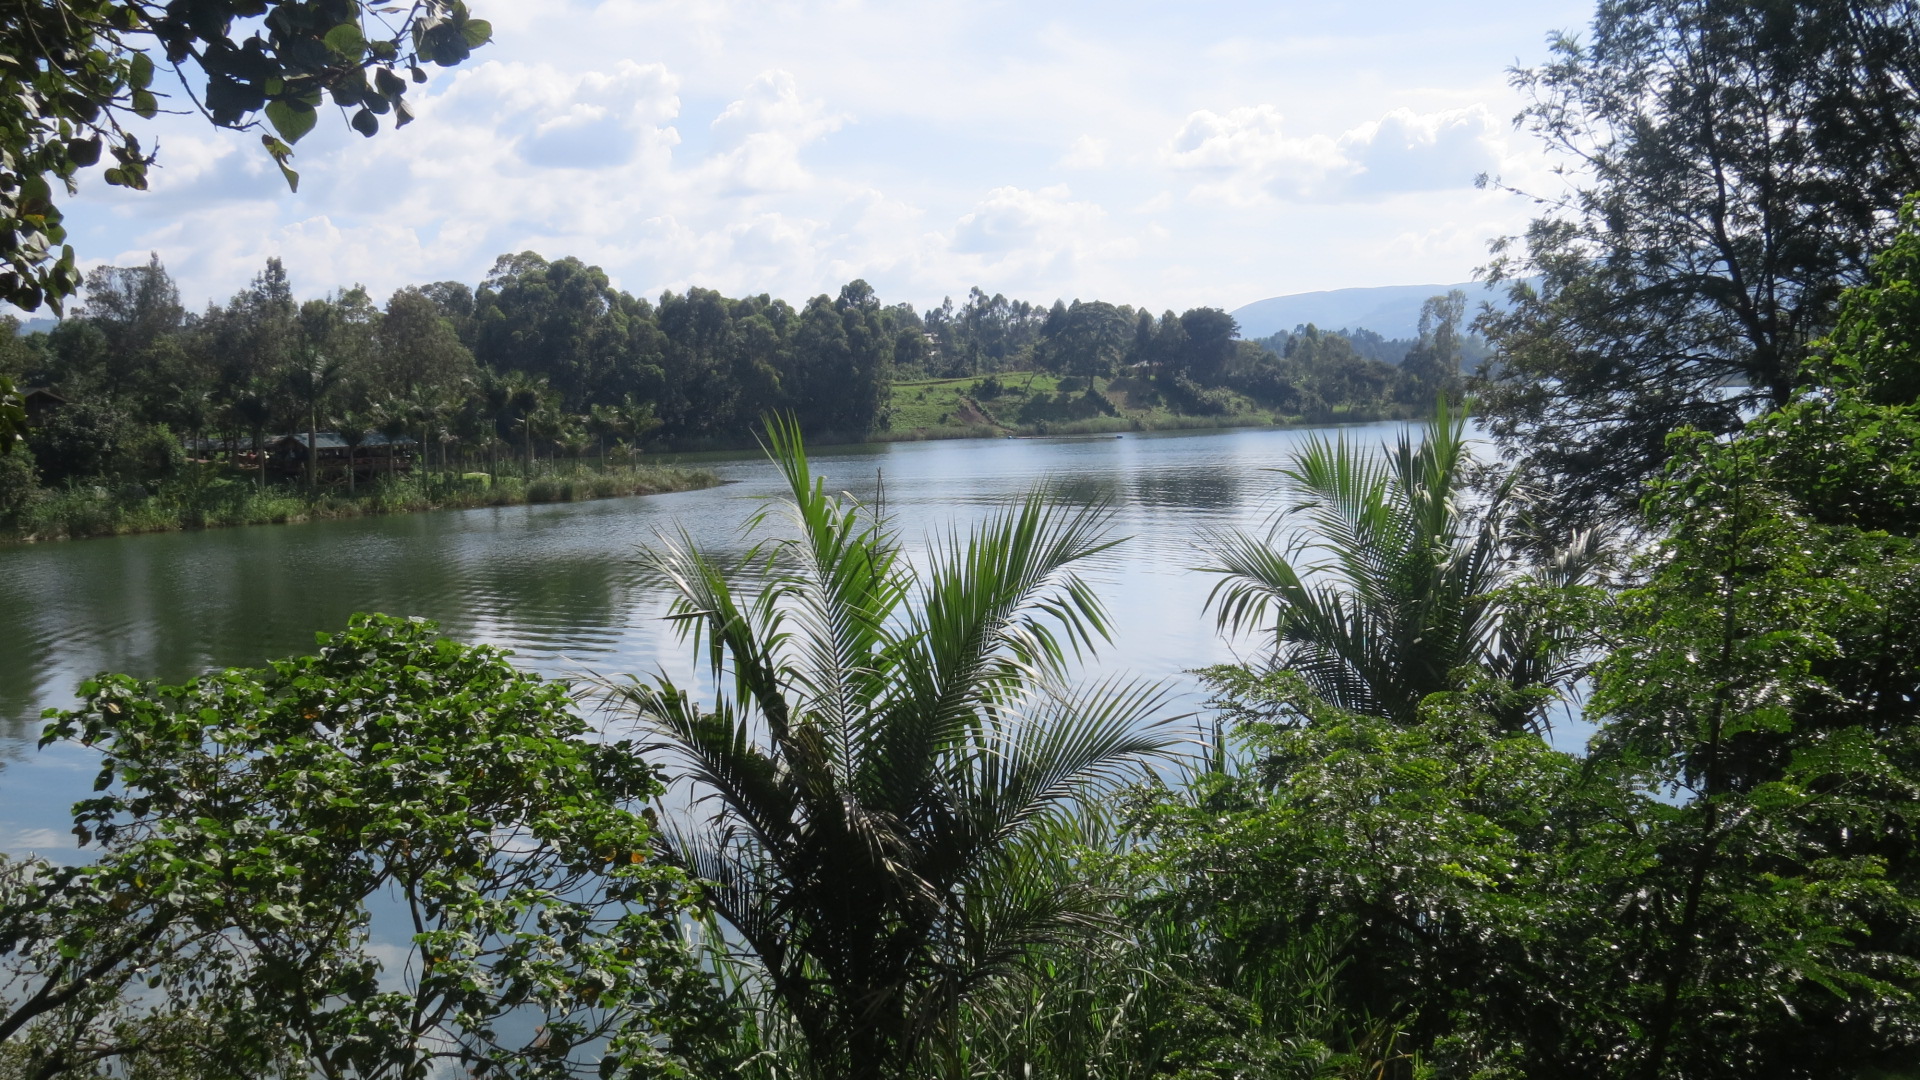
0, 424, 1412, 849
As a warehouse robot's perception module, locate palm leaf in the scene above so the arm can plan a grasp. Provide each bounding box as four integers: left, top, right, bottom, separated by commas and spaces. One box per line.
602, 416, 1176, 1078
1201, 399, 1595, 728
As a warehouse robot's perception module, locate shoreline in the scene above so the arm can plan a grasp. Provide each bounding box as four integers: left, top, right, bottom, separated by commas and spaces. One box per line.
653, 409, 1419, 460
4, 413, 1417, 545
0, 465, 724, 545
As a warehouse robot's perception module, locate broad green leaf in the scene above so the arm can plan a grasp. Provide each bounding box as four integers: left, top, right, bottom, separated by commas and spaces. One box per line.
324, 23, 367, 58
266, 99, 316, 144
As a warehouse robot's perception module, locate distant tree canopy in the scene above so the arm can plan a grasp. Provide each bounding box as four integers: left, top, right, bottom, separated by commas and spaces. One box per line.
1036, 299, 1131, 379
1, 1, 492, 312
0, 247, 1475, 507
1478, 0, 1920, 525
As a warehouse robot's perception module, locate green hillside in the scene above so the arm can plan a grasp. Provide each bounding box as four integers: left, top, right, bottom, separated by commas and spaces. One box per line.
886, 371, 1392, 439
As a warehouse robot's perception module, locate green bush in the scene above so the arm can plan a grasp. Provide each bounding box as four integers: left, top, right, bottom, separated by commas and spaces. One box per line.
0, 449, 38, 524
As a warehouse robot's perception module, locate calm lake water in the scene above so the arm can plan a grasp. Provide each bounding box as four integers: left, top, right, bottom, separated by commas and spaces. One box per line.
0, 423, 1429, 855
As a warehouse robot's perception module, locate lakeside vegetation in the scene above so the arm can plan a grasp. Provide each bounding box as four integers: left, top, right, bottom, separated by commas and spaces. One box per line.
6, 0, 1920, 1079
886, 367, 1420, 440
0, 460, 720, 543
0, 258, 1464, 541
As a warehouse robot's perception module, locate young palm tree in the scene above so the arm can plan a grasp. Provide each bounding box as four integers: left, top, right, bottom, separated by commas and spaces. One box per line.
223, 377, 278, 490
601, 416, 1175, 1080
285, 350, 344, 493
495, 371, 553, 476
372, 399, 412, 481
1201, 400, 1598, 730
335, 410, 373, 495
587, 395, 658, 471
554, 415, 592, 469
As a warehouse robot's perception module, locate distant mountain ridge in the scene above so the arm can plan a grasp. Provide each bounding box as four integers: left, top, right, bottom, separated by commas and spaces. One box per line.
1230, 280, 1513, 341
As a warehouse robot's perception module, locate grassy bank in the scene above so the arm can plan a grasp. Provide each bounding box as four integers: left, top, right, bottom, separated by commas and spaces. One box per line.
1, 463, 722, 543
887, 371, 1415, 439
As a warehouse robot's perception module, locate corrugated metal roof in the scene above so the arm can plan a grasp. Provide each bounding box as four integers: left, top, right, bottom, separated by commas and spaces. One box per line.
268, 432, 418, 450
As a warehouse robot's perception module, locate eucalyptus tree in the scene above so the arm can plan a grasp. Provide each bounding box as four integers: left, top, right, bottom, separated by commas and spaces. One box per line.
1478, 0, 1920, 524
1202, 402, 1601, 731
1037, 300, 1131, 381
377, 286, 478, 400
602, 417, 1175, 1080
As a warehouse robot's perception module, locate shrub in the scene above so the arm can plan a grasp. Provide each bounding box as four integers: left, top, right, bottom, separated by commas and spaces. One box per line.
0, 449, 38, 524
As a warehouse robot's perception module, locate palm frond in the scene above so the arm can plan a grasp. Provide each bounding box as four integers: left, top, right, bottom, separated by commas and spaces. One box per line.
1202, 399, 1596, 727
600, 419, 1176, 1078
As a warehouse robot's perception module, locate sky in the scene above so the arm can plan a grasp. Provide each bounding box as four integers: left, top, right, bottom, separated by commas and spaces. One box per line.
51, 0, 1598, 318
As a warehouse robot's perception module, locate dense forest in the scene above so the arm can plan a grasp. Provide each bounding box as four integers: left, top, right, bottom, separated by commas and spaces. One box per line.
8, 0, 1920, 1078
0, 252, 1466, 537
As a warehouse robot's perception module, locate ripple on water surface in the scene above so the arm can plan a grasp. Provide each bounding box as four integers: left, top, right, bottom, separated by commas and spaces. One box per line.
0, 424, 1418, 854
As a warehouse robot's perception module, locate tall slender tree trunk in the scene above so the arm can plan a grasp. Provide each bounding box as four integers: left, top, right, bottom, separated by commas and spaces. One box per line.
307, 407, 318, 494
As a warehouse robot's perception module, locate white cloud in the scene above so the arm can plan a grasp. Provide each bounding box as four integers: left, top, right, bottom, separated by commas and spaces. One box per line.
422, 59, 683, 173
951, 185, 1106, 256
1165, 103, 1504, 203
943, 185, 1138, 295
1060, 135, 1109, 170
47, 0, 1590, 315
3, 828, 71, 852
706, 70, 847, 193
1341, 105, 1504, 195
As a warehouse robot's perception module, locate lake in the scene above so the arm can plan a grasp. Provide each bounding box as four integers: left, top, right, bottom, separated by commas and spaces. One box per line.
0, 422, 1424, 855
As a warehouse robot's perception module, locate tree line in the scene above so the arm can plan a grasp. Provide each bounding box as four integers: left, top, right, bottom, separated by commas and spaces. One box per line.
0, 251, 1469, 523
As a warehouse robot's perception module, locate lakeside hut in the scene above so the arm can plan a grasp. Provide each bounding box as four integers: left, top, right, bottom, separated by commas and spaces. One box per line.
19, 386, 68, 422
265, 432, 416, 485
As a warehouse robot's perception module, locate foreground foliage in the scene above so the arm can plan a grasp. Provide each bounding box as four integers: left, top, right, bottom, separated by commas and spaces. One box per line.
1, 614, 719, 1080
1581, 199, 1920, 1078
603, 417, 1175, 1080
1202, 400, 1602, 732
2, 1, 490, 311
1117, 206, 1920, 1080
